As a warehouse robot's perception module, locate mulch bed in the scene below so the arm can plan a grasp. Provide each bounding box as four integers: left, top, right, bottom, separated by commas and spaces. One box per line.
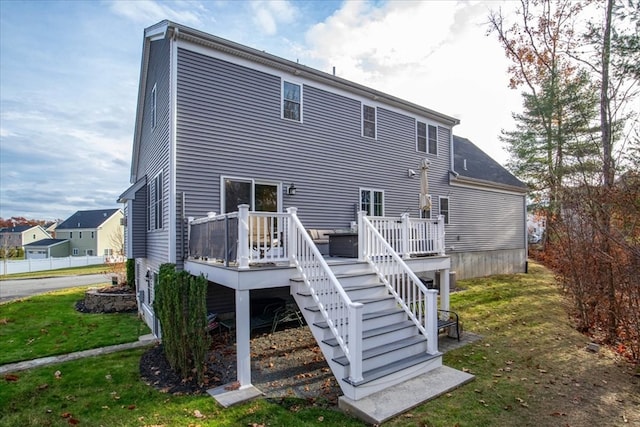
139, 325, 342, 405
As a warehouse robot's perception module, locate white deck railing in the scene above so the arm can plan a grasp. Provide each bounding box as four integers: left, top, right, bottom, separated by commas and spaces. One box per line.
358, 212, 439, 354
287, 207, 364, 383
366, 214, 445, 257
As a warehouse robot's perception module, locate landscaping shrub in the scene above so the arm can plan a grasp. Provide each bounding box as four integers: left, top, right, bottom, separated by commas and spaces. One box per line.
154, 263, 210, 384
126, 258, 135, 286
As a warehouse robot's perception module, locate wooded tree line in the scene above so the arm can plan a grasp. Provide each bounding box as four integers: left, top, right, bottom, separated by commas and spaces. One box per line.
489, 0, 639, 362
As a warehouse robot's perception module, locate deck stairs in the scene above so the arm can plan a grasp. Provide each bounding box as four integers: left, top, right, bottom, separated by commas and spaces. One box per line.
290, 260, 442, 401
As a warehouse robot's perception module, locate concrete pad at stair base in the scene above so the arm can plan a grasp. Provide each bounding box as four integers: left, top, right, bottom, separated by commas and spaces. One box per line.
338, 366, 475, 425
207, 384, 263, 408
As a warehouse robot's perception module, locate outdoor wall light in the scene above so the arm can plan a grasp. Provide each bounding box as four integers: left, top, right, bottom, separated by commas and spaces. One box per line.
287, 183, 297, 196
407, 169, 417, 177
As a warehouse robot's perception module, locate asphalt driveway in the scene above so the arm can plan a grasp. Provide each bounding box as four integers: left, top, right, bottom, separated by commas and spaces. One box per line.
0, 274, 109, 303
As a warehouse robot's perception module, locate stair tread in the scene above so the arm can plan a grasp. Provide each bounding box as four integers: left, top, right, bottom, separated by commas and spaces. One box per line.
343, 352, 440, 387
304, 295, 395, 314
313, 308, 404, 329
296, 283, 384, 297
332, 334, 426, 366
323, 320, 417, 348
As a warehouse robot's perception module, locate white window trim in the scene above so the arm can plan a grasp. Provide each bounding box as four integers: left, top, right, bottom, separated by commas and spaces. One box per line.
220, 176, 283, 214
359, 187, 385, 216
439, 196, 450, 225
72, 248, 79, 256
151, 83, 157, 129
148, 171, 163, 231
281, 79, 303, 123
416, 121, 438, 155
361, 104, 377, 139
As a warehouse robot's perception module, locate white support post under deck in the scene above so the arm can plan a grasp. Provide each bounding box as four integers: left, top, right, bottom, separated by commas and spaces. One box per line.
235, 289, 252, 388
439, 268, 450, 317
237, 204, 250, 270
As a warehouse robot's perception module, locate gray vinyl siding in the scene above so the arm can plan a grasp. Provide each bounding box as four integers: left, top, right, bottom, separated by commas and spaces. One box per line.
446, 186, 525, 252
174, 48, 454, 231
136, 38, 171, 269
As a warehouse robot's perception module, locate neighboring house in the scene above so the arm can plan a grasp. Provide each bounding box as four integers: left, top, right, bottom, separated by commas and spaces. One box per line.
119, 21, 525, 417
56, 209, 124, 257
45, 220, 63, 238
24, 239, 70, 259
0, 225, 51, 256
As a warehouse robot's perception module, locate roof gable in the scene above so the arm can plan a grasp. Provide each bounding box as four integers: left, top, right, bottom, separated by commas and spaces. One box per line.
0, 225, 39, 233
57, 209, 121, 230
452, 135, 527, 191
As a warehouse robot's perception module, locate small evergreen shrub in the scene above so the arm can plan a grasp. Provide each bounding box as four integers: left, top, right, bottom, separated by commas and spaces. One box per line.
154, 263, 210, 383
126, 258, 135, 287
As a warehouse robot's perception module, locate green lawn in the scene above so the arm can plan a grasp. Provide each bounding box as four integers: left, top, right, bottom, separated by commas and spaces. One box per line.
0, 287, 149, 364
1, 263, 635, 426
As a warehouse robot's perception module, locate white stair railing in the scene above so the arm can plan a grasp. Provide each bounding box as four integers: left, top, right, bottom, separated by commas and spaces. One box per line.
359, 211, 439, 354
287, 207, 364, 383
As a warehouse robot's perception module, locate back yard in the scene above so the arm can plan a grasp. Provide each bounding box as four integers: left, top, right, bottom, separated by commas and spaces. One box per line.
1, 262, 638, 426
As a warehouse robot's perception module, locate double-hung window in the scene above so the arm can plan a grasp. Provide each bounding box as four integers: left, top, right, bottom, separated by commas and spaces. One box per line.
362, 104, 376, 138
439, 196, 450, 225
417, 121, 437, 155
148, 172, 163, 230
360, 188, 384, 216
282, 81, 301, 121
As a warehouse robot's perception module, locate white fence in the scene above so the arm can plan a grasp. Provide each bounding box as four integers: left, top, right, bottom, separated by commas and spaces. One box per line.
0, 255, 106, 275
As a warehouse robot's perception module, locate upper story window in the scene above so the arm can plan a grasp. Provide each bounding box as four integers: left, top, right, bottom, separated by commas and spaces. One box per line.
282, 81, 301, 121
79, 232, 82, 239
91, 231, 94, 239
362, 104, 376, 139
151, 84, 157, 129
148, 172, 163, 230
417, 122, 438, 155
361, 188, 384, 216
70, 232, 73, 239
439, 196, 450, 225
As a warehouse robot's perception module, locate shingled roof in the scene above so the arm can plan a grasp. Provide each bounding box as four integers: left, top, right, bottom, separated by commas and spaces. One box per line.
57, 209, 121, 230
24, 238, 68, 247
0, 225, 36, 233
452, 135, 527, 191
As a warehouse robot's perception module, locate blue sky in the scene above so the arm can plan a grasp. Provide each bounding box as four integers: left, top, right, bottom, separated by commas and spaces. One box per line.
1, 0, 523, 221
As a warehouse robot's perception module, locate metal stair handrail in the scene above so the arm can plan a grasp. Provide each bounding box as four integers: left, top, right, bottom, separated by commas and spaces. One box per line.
287, 207, 364, 383
359, 212, 439, 354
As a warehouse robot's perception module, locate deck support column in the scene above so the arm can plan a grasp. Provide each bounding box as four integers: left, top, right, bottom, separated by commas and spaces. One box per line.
439, 268, 450, 317
235, 288, 251, 388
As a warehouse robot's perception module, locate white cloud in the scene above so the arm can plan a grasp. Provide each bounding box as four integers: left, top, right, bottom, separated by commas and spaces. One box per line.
250, 0, 298, 35
109, 0, 205, 27
303, 1, 521, 164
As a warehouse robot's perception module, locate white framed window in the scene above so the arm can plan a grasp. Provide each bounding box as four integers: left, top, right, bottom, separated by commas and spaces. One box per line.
86, 249, 94, 256
362, 104, 376, 139
151, 83, 157, 129
420, 195, 432, 219
417, 122, 437, 155
148, 172, 163, 230
72, 248, 79, 256
360, 188, 384, 216
79, 232, 82, 239
104, 248, 113, 256
91, 231, 94, 239
69, 232, 73, 239
282, 80, 302, 121
439, 196, 450, 225
221, 176, 281, 213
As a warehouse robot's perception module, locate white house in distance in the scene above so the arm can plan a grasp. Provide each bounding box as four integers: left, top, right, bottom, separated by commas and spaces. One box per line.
55, 209, 124, 258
